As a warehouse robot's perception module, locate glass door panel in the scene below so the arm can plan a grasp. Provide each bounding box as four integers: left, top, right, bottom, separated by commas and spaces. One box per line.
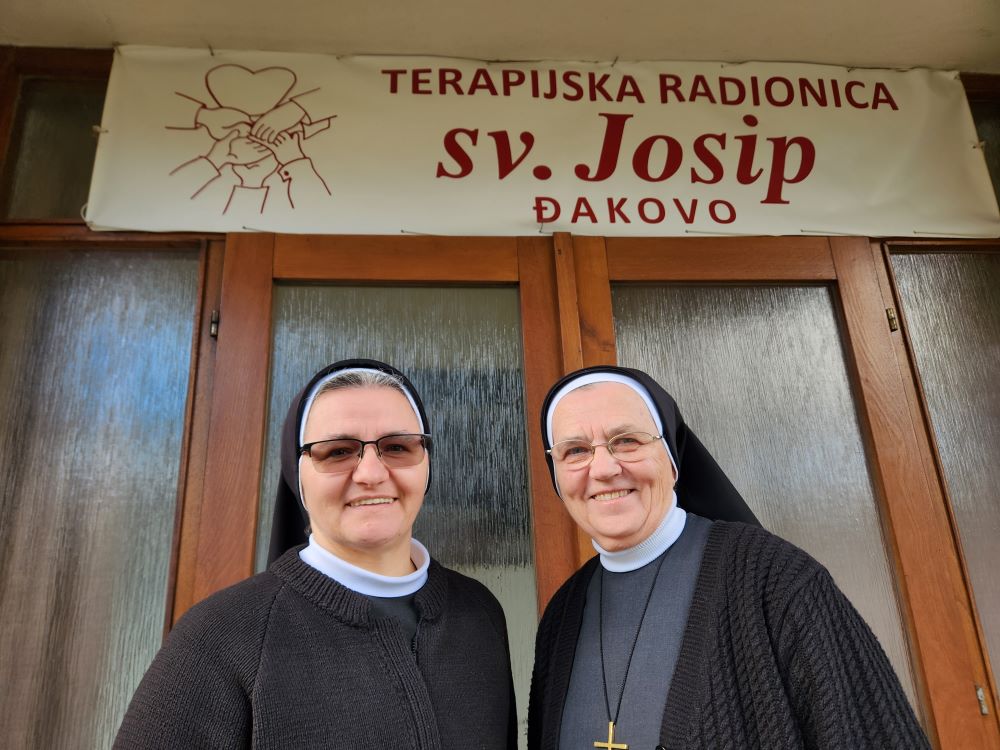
613, 283, 920, 712
891, 250, 1000, 676
257, 283, 536, 745
0, 249, 198, 749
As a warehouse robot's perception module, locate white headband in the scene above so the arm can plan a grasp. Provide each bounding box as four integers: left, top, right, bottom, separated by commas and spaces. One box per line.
545, 372, 678, 479
298, 367, 425, 446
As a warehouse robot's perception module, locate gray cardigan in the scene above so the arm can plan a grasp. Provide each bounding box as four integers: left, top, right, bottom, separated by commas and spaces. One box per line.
529, 521, 930, 750
115, 549, 516, 749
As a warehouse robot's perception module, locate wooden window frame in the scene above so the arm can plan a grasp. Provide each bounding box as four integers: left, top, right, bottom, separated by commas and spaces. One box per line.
552, 233, 1000, 750
183, 233, 580, 621
0, 227, 222, 640
961, 73, 1000, 104
0, 47, 113, 218
0, 47, 222, 636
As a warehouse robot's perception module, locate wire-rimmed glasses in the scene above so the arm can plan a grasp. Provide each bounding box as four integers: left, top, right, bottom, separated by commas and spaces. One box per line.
546, 431, 662, 467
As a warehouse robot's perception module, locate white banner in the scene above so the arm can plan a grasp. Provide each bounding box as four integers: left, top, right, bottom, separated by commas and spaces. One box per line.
87, 46, 1000, 237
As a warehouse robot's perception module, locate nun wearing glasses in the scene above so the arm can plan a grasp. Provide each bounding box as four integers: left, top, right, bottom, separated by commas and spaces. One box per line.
528, 365, 928, 750
115, 359, 517, 750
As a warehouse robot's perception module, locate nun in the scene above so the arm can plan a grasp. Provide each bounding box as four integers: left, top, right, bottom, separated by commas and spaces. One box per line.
115, 359, 516, 749
527, 365, 928, 750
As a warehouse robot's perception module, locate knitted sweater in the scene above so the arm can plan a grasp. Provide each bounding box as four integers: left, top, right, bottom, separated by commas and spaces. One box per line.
114, 549, 516, 749
528, 522, 930, 750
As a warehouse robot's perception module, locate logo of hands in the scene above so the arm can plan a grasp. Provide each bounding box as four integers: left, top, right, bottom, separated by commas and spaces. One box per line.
199, 101, 308, 170
176, 67, 332, 207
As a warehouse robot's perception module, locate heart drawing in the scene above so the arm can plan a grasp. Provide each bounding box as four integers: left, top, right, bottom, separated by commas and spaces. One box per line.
205, 64, 297, 117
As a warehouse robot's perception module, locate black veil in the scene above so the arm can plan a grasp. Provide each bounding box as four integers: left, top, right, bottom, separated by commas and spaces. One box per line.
540, 365, 760, 526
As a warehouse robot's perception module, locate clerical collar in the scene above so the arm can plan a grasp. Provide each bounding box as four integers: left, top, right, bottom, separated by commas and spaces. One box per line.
594, 498, 686, 573
299, 535, 430, 597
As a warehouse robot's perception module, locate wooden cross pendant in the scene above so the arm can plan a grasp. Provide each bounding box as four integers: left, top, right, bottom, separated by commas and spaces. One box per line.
594, 720, 628, 750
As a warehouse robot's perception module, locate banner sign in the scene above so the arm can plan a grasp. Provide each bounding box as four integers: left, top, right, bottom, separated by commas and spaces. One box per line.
87, 46, 1000, 236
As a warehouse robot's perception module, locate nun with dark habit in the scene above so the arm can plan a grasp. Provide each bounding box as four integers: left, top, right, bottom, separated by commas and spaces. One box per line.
115, 359, 517, 749
527, 366, 929, 750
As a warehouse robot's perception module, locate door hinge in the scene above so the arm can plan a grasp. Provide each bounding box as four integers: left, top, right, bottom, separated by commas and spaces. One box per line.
210, 310, 220, 339
885, 307, 899, 333
977, 685, 990, 716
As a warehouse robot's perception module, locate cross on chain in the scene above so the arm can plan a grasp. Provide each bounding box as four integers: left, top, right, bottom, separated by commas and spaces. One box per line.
594, 720, 628, 750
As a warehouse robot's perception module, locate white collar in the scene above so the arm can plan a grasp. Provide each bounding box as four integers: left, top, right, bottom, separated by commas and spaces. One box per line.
594, 499, 686, 572
299, 535, 430, 597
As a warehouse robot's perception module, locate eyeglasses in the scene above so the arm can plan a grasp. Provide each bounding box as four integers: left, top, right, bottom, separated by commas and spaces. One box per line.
300, 433, 432, 474
547, 431, 662, 467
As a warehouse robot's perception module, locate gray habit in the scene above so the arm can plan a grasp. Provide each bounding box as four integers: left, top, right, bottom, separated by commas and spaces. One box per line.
559, 513, 711, 750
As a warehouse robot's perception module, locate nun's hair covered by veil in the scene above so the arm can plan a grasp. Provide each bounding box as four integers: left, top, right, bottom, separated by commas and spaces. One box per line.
267, 359, 431, 565
541, 365, 760, 526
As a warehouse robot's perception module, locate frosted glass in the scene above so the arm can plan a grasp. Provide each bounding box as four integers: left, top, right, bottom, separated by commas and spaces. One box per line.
891, 251, 1000, 676
0, 249, 198, 749
613, 283, 920, 714
2, 78, 107, 219
258, 284, 536, 746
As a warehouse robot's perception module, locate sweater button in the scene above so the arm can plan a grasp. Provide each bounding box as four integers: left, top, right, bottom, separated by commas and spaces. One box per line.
655, 746, 667, 750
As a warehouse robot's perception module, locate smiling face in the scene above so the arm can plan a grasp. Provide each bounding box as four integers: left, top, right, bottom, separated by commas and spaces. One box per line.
550, 382, 676, 552
299, 385, 427, 572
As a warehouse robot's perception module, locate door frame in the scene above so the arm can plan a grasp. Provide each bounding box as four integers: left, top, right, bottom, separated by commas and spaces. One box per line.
178, 232, 581, 621
551, 233, 1000, 750
876, 239, 1000, 733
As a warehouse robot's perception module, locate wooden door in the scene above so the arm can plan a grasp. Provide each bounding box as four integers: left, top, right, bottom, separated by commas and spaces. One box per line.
553, 234, 999, 750
174, 233, 586, 741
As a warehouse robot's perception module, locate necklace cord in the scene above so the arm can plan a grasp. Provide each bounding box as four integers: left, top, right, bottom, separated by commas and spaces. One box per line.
598, 549, 671, 726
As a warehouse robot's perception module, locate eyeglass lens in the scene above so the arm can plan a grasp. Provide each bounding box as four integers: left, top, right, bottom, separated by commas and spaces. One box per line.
306, 434, 427, 473
551, 432, 658, 465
